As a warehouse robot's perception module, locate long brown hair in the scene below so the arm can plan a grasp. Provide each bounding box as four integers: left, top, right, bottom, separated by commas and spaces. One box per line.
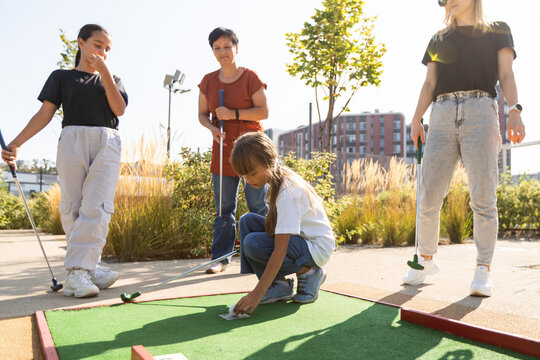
231, 132, 318, 237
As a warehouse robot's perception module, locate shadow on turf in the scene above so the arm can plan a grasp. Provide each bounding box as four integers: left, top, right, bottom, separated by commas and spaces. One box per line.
52, 301, 303, 359
244, 292, 527, 360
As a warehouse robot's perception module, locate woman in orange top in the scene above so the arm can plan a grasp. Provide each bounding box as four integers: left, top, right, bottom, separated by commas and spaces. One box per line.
198, 27, 269, 273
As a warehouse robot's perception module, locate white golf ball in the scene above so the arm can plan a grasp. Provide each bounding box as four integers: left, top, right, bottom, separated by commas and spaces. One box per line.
229, 304, 236, 315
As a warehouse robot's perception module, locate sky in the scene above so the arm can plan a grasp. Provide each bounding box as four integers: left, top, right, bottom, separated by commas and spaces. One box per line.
0, 0, 538, 174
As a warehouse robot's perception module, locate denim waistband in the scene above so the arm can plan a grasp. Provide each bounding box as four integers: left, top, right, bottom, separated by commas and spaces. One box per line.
435, 90, 492, 103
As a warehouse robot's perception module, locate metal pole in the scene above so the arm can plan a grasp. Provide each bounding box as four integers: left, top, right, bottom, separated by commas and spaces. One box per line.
308, 102, 312, 159
167, 86, 172, 159
39, 168, 43, 193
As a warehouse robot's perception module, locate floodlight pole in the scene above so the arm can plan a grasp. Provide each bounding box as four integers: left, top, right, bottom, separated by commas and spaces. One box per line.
163, 70, 190, 160
167, 85, 172, 159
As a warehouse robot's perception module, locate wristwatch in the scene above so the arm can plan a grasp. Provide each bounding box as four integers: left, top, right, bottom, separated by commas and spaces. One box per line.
508, 104, 522, 113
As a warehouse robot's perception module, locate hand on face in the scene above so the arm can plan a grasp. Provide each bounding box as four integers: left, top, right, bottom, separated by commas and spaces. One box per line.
89, 54, 108, 74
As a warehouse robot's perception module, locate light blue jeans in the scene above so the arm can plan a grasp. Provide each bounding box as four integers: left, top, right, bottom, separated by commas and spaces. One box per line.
419, 91, 502, 265
239, 212, 317, 280
211, 174, 268, 264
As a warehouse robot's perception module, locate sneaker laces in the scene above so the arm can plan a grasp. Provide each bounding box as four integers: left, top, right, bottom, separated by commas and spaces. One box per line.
70, 271, 94, 286
92, 265, 111, 278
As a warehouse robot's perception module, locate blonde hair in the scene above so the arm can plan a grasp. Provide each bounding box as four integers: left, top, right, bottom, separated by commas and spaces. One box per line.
231, 132, 318, 237
435, 0, 491, 41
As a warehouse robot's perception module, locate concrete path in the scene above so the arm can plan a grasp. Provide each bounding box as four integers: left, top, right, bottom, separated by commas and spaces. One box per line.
1, 230, 539, 358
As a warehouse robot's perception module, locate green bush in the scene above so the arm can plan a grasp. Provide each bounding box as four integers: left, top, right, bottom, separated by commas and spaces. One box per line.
0, 191, 30, 229
333, 196, 363, 244
282, 151, 337, 220
497, 174, 540, 231
441, 183, 472, 244
31, 184, 64, 235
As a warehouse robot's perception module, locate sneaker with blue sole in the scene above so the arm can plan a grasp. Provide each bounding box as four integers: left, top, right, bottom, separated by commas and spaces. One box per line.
260, 278, 294, 304
293, 268, 327, 304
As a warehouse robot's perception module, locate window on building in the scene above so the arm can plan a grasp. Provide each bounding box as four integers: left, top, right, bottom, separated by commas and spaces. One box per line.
347, 122, 355, 131
393, 132, 401, 142
347, 147, 355, 154
394, 120, 400, 130
380, 126, 384, 136
332, 124, 337, 134
332, 136, 336, 145
359, 121, 366, 130
393, 144, 401, 154
359, 133, 367, 142
359, 145, 366, 154
380, 139, 384, 147
346, 134, 356, 143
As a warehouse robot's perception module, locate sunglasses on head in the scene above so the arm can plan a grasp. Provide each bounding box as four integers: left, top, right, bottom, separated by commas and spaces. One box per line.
438, 0, 447, 6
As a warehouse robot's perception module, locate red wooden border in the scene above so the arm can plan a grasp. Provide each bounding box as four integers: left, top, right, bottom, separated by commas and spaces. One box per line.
401, 307, 540, 358
35, 310, 59, 360
131, 345, 154, 360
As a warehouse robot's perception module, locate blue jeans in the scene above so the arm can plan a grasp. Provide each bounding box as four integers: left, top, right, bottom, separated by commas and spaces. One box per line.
239, 212, 317, 280
211, 174, 268, 264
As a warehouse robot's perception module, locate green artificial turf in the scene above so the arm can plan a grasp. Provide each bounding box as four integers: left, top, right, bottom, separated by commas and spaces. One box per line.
44, 291, 533, 360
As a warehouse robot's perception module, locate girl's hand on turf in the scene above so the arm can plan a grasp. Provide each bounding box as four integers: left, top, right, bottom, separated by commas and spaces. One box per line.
233, 290, 264, 315
89, 54, 109, 74
1, 143, 19, 169
215, 106, 235, 121
211, 126, 226, 145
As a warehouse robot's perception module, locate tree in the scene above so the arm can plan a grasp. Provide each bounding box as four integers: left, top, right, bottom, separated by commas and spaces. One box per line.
286, 0, 386, 152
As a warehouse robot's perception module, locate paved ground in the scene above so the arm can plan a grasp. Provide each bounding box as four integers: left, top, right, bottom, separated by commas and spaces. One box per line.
1, 229, 539, 359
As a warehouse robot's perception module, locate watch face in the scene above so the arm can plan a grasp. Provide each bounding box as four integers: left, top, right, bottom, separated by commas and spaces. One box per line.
438, 0, 447, 6
516, 104, 523, 111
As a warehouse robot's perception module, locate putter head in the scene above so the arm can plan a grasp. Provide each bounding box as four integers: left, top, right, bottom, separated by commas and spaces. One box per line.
120, 291, 141, 303
51, 278, 63, 292
407, 255, 425, 270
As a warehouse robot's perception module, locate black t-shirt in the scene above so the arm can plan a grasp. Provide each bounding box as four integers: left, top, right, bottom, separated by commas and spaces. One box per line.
422, 22, 516, 100
38, 69, 128, 129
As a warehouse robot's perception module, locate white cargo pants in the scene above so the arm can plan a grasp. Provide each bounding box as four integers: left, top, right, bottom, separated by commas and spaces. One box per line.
56, 126, 121, 271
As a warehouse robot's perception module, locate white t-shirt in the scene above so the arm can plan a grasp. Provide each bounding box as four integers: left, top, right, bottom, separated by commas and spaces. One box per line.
274, 176, 335, 267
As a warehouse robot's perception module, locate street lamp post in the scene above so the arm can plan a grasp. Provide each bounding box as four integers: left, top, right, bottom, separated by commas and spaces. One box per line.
163, 70, 190, 159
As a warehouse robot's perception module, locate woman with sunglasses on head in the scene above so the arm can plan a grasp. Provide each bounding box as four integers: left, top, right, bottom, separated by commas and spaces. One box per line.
402, 0, 524, 296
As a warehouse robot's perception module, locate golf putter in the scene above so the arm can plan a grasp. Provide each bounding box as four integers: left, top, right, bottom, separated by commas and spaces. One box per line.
120, 248, 240, 302
0, 129, 63, 291
219, 89, 224, 217
408, 119, 425, 270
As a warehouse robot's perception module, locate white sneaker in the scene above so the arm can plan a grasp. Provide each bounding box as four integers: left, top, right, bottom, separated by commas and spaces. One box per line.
470, 265, 493, 297
90, 265, 120, 289
205, 262, 227, 274
63, 269, 99, 298
403, 258, 439, 285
